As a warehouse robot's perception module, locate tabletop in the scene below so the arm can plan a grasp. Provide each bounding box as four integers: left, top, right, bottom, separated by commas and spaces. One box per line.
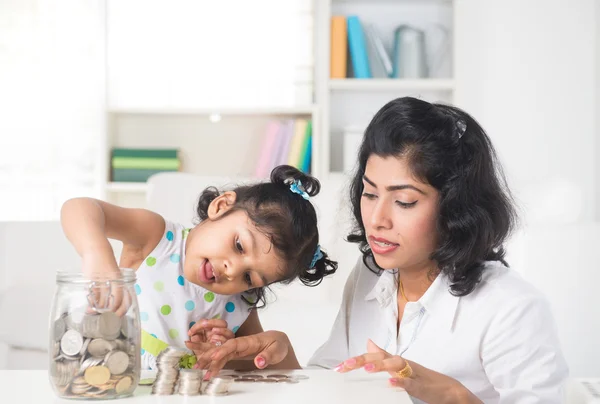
0, 369, 414, 403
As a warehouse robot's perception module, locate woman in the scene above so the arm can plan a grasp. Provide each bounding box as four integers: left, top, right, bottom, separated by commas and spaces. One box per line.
194, 97, 568, 403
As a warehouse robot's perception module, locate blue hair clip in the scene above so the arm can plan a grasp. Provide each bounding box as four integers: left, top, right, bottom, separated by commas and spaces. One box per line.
310, 245, 323, 269
289, 179, 310, 200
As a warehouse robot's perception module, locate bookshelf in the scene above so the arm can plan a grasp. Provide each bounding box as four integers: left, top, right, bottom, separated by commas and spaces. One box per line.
315, 0, 456, 175
101, 0, 456, 204
101, 107, 318, 205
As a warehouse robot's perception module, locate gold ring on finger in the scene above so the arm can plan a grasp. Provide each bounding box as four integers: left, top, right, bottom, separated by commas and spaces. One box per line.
395, 362, 413, 379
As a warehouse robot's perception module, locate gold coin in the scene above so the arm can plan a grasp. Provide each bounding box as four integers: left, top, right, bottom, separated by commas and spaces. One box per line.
84, 366, 111, 387
115, 376, 133, 394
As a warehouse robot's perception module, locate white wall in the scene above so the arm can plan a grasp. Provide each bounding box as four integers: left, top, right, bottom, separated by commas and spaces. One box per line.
454, 0, 597, 224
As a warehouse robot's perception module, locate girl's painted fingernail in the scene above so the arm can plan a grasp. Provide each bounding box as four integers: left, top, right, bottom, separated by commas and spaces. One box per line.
203, 372, 211, 381
344, 358, 357, 367
364, 363, 375, 372
201, 320, 208, 326
256, 356, 266, 368
389, 378, 398, 385
333, 364, 344, 372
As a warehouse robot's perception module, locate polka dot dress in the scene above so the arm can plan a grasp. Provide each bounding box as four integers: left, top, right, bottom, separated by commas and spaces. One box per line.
135, 220, 250, 370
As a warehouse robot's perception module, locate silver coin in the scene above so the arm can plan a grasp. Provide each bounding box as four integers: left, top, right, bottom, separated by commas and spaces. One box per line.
79, 356, 103, 372
87, 338, 114, 357
105, 350, 129, 375
81, 314, 100, 339
204, 377, 232, 396
79, 338, 91, 356
99, 312, 121, 340
61, 329, 84, 356
292, 374, 309, 380
53, 318, 66, 341
280, 378, 300, 384
266, 374, 289, 379
258, 378, 279, 383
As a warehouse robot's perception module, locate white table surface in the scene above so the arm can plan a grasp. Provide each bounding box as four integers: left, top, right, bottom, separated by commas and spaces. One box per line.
0, 369, 414, 403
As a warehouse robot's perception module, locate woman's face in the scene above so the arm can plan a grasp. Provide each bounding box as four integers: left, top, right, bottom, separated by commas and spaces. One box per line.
360, 155, 440, 271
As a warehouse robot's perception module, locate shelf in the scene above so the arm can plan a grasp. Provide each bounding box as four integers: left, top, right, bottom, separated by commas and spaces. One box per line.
329, 79, 454, 92
106, 182, 148, 193
107, 106, 316, 116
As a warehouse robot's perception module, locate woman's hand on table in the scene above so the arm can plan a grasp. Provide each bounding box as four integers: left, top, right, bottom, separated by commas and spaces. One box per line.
335, 340, 482, 404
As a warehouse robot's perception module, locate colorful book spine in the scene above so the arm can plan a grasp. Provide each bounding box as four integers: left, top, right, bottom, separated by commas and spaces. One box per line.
110, 148, 180, 182
287, 119, 309, 168
347, 16, 371, 79
300, 124, 312, 173
330, 16, 348, 79
254, 122, 282, 178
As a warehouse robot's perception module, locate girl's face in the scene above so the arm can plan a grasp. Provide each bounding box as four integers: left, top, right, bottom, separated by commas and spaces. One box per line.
183, 192, 285, 295
360, 155, 440, 272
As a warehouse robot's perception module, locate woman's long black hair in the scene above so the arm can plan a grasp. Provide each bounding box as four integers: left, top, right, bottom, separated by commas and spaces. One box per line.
348, 97, 517, 296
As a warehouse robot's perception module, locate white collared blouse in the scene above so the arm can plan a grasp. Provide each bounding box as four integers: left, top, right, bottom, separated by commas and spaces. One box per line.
308, 259, 568, 403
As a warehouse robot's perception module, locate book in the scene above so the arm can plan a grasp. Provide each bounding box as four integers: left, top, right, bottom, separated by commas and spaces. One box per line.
275, 120, 295, 167
300, 125, 312, 173
365, 24, 393, 78
347, 16, 371, 79
330, 16, 348, 78
287, 119, 309, 168
111, 157, 180, 170
254, 121, 281, 178
111, 168, 178, 183
111, 148, 178, 159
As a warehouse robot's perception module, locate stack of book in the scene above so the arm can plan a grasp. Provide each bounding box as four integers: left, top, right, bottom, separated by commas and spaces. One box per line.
330, 15, 393, 79
254, 119, 312, 178
110, 148, 180, 183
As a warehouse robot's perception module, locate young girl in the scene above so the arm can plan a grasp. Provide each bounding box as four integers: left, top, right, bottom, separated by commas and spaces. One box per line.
61, 165, 337, 370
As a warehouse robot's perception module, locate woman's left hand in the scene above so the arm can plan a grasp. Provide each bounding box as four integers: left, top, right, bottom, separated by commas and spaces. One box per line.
335, 340, 482, 404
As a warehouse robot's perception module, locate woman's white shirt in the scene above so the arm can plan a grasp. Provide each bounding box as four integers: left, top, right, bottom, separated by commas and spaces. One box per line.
307, 259, 568, 403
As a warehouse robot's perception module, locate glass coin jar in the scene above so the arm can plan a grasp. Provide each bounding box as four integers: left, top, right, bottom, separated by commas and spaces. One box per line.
48, 269, 141, 399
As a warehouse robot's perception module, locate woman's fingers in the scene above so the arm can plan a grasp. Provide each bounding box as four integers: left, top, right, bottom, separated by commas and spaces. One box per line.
363, 356, 411, 377
334, 352, 388, 372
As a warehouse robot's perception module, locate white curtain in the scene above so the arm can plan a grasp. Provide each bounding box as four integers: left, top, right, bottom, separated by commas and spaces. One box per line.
0, 0, 105, 220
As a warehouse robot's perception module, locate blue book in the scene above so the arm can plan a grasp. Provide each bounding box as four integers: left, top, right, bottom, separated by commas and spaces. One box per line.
347, 16, 372, 79
301, 135, 312, 173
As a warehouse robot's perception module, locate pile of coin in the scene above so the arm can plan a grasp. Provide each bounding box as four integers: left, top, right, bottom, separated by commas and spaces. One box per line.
231, 372, 308, 384
151, 347, 188, 395
204, 376, 234, 396
177, 369, 204, 395
49, 310, 139, 399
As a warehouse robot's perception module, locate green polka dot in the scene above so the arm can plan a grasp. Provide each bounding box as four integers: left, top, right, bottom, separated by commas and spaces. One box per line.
204, 292, 215, 303
154, 281, 164, 292
146, 257, 157, 266
211, 314, 221, 319
182, 228, 190, 239
168, 329, 179, 339
160, 305, 171, 315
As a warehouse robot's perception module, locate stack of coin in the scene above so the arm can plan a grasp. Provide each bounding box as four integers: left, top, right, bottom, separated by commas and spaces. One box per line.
177, 369, 204, 395
49, 309, 139, 399
151, 347, 188, 395
204, 376, 233, 396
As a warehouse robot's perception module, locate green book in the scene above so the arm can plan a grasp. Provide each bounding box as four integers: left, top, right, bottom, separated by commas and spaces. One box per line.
112, 168, 178, 183
111, 157, 180, 170
111, 148, 178, 159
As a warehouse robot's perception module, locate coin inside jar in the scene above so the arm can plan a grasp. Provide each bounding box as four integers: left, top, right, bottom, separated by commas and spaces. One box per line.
84, 365, 111, 387
115, 376, 133, 394
104, 350, 129, 375
60, 329, 84, 357
87, 338, 114, 357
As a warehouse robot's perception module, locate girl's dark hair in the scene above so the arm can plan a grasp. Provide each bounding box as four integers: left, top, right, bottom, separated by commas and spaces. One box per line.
348, 97, 517, 296
196, 165, 338, 307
